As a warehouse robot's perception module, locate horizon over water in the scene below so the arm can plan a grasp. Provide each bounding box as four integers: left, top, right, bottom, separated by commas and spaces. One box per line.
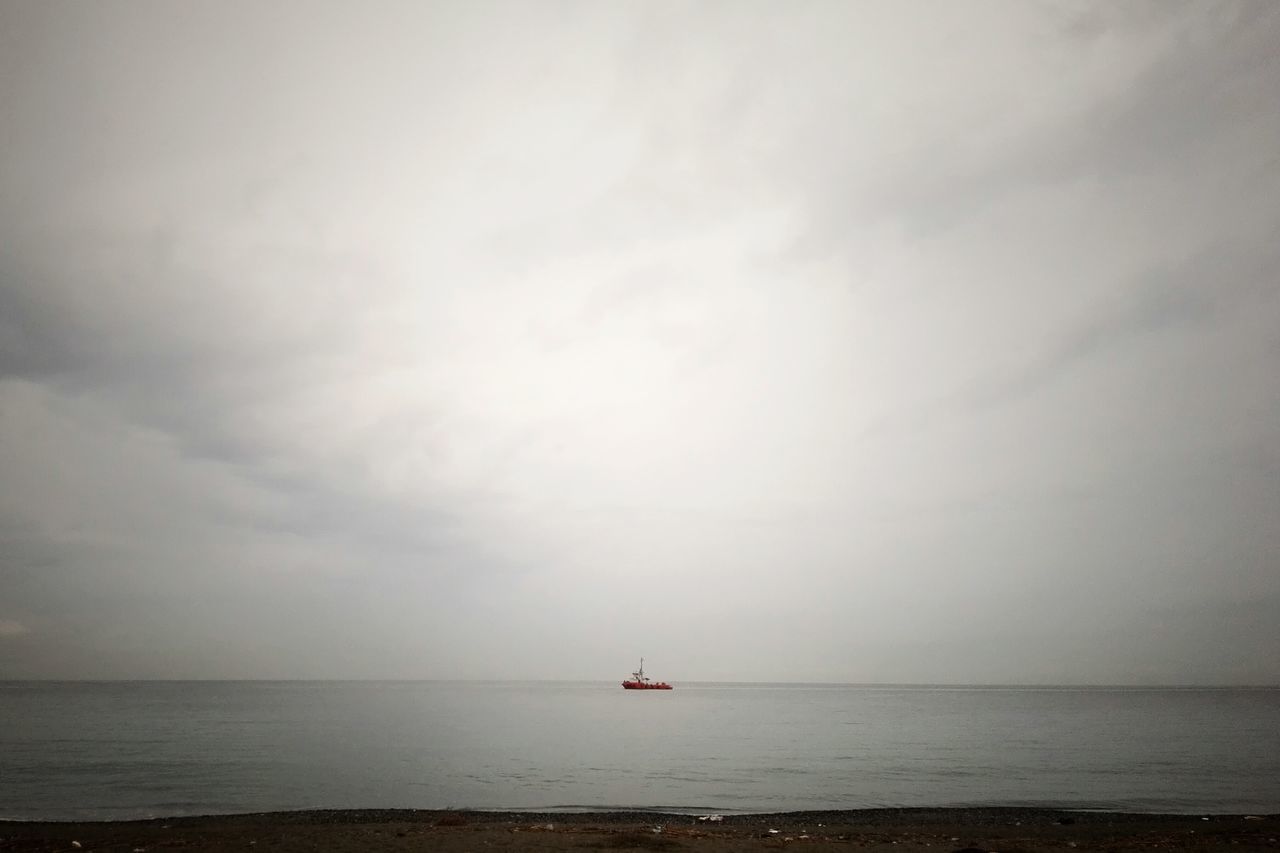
2, 681, 1278, 821
12, 679, 1280, 687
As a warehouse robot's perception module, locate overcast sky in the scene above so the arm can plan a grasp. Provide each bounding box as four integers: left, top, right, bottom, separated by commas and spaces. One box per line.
1, 0, 1277, 684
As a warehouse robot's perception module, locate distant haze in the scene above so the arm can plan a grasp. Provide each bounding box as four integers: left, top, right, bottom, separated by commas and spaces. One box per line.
1, 1, 1277, 684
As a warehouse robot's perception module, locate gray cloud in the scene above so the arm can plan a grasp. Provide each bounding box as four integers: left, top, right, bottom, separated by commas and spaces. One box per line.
788, 2, 1280, 252
0, 0, 1276, 683
961, 238, 1277, 413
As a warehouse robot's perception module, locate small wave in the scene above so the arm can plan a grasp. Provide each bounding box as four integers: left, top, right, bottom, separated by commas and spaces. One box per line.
510, 804, 749, 815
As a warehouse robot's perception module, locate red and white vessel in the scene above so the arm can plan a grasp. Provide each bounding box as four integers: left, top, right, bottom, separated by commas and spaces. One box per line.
621, 658, 672, 690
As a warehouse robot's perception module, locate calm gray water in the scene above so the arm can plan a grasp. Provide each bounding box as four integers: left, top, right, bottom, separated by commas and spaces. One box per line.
2, 682, 1278, 820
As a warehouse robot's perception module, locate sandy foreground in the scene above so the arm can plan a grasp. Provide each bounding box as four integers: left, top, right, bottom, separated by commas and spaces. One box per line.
2, 809, 1278, 853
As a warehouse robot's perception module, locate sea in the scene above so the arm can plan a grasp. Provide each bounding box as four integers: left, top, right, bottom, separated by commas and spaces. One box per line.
2, 681, 1278, 821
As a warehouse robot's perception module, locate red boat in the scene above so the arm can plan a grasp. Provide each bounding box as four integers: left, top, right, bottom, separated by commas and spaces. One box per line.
622, 658, 672, 690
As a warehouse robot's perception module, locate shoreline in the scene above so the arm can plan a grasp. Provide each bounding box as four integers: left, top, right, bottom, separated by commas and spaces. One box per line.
6, 806, 1279, 824
5, 806, 1278, 823
2, 808, 1275, 852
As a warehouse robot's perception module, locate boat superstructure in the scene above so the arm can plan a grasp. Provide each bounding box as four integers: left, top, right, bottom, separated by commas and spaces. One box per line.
621, 658, 672, 690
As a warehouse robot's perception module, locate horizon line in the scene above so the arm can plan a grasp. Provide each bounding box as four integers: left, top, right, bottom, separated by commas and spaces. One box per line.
2, 678, 1277, 689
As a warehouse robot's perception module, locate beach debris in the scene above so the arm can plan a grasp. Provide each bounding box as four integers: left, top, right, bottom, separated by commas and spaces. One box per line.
71, 843, 81, 849
697, 814, 724, 823
768, 828, 779, 834
1245, 815, 1265, 820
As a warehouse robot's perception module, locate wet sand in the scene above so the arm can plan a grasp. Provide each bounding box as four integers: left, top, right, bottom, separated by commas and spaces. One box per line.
2, 809, 1276, 853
